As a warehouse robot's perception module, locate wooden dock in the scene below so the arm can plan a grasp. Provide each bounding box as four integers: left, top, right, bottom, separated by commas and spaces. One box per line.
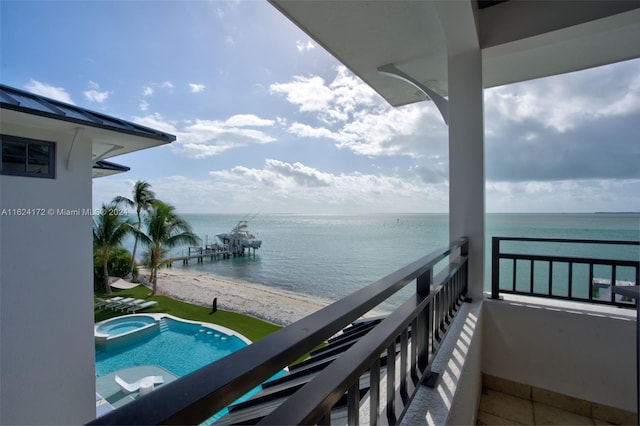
167, 246, 231, 267
592, 278, 636, 303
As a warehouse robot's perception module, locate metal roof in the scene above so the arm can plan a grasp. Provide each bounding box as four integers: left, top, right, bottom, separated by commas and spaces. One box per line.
0, 84, 175, 143
93, 160, 131, 178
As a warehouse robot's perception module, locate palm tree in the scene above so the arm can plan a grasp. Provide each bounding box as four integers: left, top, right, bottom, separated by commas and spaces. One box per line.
93, 202, 132, 294
114, 180, 155, 279
133, 201, 200, 295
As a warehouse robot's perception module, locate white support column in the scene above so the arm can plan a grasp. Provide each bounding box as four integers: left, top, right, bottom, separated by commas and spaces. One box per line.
448, 49, 485, 300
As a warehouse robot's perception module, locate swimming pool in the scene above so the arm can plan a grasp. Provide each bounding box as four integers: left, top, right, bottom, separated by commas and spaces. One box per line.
95, 314, 279, 423
95, 315, 249, 377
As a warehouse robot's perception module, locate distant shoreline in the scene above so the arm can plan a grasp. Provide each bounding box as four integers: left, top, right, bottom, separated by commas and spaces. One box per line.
593, 211, 640, 215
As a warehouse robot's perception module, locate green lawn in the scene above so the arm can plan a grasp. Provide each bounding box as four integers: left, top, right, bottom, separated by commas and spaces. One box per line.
94, 285, 281, 342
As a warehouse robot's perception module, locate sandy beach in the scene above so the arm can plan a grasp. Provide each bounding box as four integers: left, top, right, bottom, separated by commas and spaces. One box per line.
145, 267, 335, 326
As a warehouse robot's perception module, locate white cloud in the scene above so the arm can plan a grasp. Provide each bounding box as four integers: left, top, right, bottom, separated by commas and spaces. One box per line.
133, 112, 276, 159
337, 104, 445, 157
270, 66, 381, 125
271, 60, 638, 187
270, 75, 335, 114
83, 81, 110, 103
139, 99, 149, 112
224, 35, 234, 45
287, 122, 346, 140
486, 60, 640, 134
84, 90, 109, 103
296, 40, 315, 53
224, 114, 274, 127
141, 82, 174, 98
204, 159, 448, 213
24, 79, 74, 104
272, 66, 447, 157
486, 179, 640, 213
132, 113, 179, 134
189, 83, 206, 93
177, 143, 231, 158
175, 119, 275, 158
485, 59, 640, 183
97, 61, 639, 214
261, 159, 333, 187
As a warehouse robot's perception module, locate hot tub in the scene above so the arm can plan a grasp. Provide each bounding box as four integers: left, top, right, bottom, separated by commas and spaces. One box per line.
95, 314, 158, 345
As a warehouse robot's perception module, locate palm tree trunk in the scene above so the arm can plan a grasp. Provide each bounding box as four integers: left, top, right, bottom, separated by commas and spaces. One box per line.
128, 211, 142, 279
150, 245, 160, 295
129, 235, 139, 278
103, 251, 112, 294
151, 267, 158, 295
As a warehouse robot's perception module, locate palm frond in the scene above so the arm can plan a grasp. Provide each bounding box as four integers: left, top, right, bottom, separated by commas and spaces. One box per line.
133, 199, 199, 295
112, 195, 135, 208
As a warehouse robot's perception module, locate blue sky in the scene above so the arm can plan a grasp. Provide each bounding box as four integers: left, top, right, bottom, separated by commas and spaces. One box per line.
2, 1, 639, 214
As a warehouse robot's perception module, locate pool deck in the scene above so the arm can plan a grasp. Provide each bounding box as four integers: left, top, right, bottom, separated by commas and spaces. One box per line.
96, 366, 178, 417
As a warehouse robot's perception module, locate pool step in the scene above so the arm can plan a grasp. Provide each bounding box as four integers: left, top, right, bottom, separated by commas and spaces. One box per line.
158, 319, 170, 333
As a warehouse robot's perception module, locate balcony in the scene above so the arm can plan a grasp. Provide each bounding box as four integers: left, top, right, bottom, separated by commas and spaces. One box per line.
89, 237, 638, 425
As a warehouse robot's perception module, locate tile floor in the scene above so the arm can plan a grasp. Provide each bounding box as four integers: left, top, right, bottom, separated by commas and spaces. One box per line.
478, 388, 603, 425
476, 375, 638, 425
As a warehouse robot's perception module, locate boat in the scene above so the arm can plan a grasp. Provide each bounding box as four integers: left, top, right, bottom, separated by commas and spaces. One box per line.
216, 220, 262, 255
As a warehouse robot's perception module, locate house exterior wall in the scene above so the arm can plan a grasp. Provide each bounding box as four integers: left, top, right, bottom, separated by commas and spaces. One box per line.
0, 122, 96, 424
482, 296, 637, 413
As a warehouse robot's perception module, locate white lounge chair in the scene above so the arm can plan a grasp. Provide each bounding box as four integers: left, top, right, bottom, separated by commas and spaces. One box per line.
127, 301, 157, 313
107, 297, 135, 310
115, 299, 145, 311
114, 375, 164, 394
96, 296, 124, 309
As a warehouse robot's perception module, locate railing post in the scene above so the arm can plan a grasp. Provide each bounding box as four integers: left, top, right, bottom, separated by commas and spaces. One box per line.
461, 237, 469, 257
462, 238, 469, 298
416, 266, 433, 374
369, 358, 381, 426
417, 268, 433, 295
347, 382, 360, 426
386, 343, 397, 424
491, 237, 501, 299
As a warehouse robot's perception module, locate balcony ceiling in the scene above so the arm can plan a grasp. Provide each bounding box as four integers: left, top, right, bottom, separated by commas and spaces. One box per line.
270, 0, 640, 106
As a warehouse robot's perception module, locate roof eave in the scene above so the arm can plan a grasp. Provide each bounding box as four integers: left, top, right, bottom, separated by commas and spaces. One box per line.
0, 84, 176, 162
270, 0, 640, 107
92, 160, 131, 178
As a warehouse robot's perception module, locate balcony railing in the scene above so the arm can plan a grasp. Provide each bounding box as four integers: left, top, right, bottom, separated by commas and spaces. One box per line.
491, 237, 640, 305
89, 238, 469, 425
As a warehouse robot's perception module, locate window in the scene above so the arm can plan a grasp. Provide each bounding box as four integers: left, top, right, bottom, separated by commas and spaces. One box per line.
1, 135, 55, 178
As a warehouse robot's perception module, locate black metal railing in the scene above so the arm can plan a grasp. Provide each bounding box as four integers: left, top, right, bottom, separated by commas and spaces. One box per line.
89, 238, 469, 425
491, 237, 640, 305
260, 241, 469, 425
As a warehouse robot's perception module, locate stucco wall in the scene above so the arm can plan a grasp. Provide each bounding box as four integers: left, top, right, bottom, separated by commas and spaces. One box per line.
0, 123, 96, 424
482, 296, 637, 413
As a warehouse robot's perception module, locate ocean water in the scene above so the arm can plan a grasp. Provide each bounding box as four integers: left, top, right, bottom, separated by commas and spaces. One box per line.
126, 213, 639, 308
